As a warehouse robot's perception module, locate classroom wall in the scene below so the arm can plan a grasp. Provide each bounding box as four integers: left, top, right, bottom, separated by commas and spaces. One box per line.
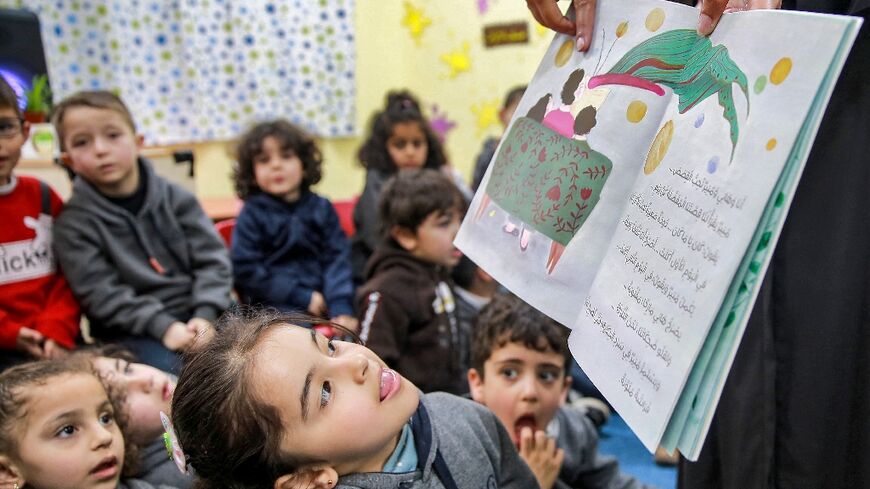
192, 0, 553, 200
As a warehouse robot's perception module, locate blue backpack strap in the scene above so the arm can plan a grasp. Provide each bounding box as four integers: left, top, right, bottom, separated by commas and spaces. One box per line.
432, 450, 459, 489
38, 180, 51, 215
410, 400, 460, 489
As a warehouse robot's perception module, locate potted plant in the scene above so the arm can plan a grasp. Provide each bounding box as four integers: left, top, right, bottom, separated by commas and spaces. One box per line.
23, 74, 51, 123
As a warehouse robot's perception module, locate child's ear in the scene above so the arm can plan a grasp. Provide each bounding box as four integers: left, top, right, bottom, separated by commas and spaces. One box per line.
467, 368, 486, 404
21, 120, 30, 141
474, 267, 494, 283
0, 455, 24, 489
135, 133, 145, 149
58, 151, 73, 168
559, 375, 573, 406
274, 464, 339, 489
390, 225, 418, 252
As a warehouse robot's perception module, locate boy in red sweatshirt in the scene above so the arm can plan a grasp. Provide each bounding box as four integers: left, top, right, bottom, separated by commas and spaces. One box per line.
0, 76, 80, 369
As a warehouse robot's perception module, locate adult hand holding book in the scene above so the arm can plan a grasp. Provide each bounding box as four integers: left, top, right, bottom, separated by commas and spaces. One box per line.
459, 0, 862, 460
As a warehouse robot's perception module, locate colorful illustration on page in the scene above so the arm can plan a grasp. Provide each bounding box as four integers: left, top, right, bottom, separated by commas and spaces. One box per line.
588, 29, 750, 161
474, 69, 613, 275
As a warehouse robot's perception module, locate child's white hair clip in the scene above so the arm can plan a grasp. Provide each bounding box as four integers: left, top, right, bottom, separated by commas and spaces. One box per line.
160, 411, 189, 474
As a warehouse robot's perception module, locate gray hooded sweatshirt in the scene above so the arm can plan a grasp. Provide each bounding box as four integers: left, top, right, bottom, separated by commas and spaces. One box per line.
137, 438, 192, 489
53, 158, 232, 341
551, 407, 654, 489
336, 392, 538, 489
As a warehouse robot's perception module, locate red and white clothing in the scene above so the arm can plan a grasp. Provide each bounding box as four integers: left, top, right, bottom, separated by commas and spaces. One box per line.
0, 175, 80, 350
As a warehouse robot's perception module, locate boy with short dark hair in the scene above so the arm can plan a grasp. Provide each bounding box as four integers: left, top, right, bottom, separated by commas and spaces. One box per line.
468, 293, 650, 489
0, 75, 80, 369
51, 90, 232, 373
356, 168, 467, 394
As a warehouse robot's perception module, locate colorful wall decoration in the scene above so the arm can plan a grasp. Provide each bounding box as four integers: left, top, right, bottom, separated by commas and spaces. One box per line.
0, 0, 356, 145
392, 0, 551, 183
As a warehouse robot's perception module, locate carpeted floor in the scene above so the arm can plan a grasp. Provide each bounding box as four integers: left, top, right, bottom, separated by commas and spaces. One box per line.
597, 415, 677, 489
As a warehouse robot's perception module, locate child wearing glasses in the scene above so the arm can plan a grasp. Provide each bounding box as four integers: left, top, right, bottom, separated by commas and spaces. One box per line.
0, 75, 80, 370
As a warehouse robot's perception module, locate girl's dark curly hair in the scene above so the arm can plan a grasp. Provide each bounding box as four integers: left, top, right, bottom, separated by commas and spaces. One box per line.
233, 119, 323, 198
357, 90, 447, 174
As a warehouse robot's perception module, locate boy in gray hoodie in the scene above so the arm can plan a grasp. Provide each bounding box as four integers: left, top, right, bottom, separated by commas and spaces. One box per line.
51, 91, 231, 372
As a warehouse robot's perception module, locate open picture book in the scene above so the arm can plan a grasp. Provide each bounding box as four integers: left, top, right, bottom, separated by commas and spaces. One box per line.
455, 0, 862, 459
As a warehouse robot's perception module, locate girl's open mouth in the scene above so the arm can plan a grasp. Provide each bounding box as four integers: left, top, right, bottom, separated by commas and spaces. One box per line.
379, 368, 400, 402
90, 455, 119, 481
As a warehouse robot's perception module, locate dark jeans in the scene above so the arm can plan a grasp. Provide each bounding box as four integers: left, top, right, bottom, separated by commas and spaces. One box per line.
116, 336, 182, 375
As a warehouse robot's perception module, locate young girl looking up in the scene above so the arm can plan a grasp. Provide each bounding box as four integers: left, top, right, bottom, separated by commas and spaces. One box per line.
170, 308, 537, 489
232, 120, 357, 331
77, 347, 191, 489
0, 358, 168, 489
351, 91, 455, 284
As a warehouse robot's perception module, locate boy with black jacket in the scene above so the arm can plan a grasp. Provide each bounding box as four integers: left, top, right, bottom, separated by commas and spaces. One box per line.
356, 169, 466, 395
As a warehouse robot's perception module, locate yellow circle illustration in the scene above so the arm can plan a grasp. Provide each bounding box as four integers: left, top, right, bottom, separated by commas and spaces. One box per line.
770, 57, 792, 85
626, 100, 647, 123
555, 39, 574, 67
766, 138, 777, 151
616, 21, 629, 38
645, 8, 665, 32
645, 120, 674, 175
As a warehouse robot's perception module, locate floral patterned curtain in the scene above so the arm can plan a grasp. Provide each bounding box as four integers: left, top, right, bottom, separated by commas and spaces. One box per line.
1, 0, 355, 144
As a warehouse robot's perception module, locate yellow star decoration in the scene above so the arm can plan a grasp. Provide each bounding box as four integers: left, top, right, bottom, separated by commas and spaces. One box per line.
440, 41, 472, 78
402, 1, 431, 45
471, 98, 501, 136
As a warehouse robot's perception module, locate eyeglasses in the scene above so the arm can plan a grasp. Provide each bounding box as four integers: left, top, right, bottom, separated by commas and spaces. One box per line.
0, 117, 23, 139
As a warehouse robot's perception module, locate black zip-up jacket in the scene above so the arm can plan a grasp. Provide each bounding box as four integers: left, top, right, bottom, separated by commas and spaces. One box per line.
356, 245, 465, 395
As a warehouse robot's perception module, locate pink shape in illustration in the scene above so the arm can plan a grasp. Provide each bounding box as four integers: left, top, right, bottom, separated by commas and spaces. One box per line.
542, 109, 575, 138
429, 104, 457, 143
477, 0, 490, 15
546, 185, 561, 201
588, 73, 666, 96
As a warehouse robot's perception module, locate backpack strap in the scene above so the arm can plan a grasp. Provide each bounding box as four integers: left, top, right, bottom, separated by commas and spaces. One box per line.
411, 400, 460, 489
38, 180, 51, 215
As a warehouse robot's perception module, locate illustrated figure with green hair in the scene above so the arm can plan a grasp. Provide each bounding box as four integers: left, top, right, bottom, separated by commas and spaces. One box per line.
474, 29, 748, 275
589, 28, 750, 161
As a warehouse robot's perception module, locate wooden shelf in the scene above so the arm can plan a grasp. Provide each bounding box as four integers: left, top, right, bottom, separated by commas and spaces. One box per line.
199, 196, 243, 221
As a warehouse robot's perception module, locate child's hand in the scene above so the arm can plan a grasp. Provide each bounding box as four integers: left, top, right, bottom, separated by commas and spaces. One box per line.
162, 321, 197, 351
187, 317, 215, 345
16, 327, 45, 358
518, 427, 564, 489
308, 291, 327, 317
330, 315, 359, 333
41, 339, 69, 359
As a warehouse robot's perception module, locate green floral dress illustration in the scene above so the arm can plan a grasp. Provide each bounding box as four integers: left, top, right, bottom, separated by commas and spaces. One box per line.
475, 116, 612, 273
